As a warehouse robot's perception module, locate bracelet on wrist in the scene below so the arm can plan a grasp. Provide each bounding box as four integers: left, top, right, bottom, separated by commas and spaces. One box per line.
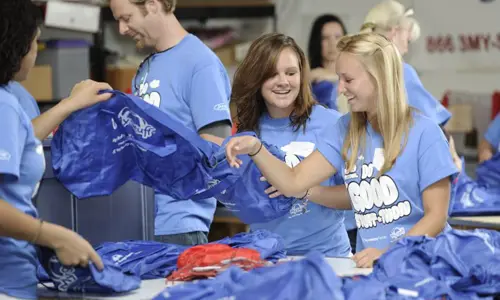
249, 141, 263, 157
299, 189, 310, 200
31, 219, 44, 244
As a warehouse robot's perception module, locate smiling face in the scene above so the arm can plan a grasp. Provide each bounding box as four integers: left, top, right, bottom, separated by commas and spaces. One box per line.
336, 51, 377, 115
260, 47, 301, 118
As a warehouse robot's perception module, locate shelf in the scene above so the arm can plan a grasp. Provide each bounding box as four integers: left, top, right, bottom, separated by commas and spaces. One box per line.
102, 1, 275, 21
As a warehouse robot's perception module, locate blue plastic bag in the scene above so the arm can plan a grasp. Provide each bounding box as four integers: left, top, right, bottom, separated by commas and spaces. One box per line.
94, 240, 188, 279
370, 229, 500, 299
476, 152, 500, 188
214, 132, 300, 224
36, 246, 140, 294
51, 90, 231, 200
451, 158, 500, 216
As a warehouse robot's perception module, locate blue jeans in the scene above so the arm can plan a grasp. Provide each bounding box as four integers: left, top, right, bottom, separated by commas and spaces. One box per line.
154, 231, 208, 246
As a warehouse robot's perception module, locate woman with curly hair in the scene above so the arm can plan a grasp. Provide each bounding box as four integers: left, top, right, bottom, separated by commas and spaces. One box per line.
0, 0, 114, 298
232, 33, 351, 257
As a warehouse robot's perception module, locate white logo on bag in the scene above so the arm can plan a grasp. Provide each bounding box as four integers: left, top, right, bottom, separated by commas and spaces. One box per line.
390, 227, 406, 241
0, 149, 11, 161
118, 107, 156, 139
49, 257, 79, 292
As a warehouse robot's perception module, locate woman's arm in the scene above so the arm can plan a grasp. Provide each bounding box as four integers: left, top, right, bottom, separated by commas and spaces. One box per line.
226, 135, 338, 197
266, 183, 352, 209
32, 80, 113, 141
406, 177, 450, 237
478, 139, 494, 163
0, 199, 103, 270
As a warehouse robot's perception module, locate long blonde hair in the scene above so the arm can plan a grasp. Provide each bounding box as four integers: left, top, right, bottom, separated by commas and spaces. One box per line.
360, 0, 420, 42
338, 33, 412, 175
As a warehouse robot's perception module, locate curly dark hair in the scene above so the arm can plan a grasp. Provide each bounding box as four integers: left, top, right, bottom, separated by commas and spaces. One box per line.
0, 0, 41, 85
233, 33, 316, 136
308, 14, 347, 69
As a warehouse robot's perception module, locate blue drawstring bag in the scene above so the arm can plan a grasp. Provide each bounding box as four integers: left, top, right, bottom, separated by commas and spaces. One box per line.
51, 90, 232, 200
214, 132, 301, 224
451, 158, 500, 216
476, 152, 500, 188
153, 251, 344, 300
375, 229, 500, 298
94, 240, 188, 279
36, 246, 140, 294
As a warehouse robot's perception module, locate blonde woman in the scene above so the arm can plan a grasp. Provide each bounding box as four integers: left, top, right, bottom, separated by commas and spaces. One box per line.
224, 33, 458, 268
360, 0, 451, 126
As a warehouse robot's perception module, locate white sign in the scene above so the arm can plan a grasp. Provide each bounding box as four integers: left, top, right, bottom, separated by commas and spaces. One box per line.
408, 0, 500, 72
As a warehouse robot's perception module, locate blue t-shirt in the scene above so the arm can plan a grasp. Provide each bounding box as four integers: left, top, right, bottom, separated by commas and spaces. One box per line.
250, 105, 351, 257
132, 34, 232, 235
403, 63, 451, 126
317, 112, 458, 251
0, 87, 45, 299
5, 81, 40, 119
343, 64, 452, 231
484, 114, 500, 152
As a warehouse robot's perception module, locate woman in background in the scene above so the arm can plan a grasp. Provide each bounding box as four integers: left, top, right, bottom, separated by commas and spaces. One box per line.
0, 1, 111, 298
360, 0, 452, 126
225, 33, 458, 268
478, 114, 500, 163
308, 14, 348, 112
232, 33, 351, 257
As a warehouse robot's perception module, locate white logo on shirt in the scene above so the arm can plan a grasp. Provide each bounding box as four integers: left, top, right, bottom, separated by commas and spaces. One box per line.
0, 149, 11, 161
213, 103, 228, 112
150, 79, 160, 89
280, 143, 312, 218
345, 148, 413, 229
137, 80, 162, 108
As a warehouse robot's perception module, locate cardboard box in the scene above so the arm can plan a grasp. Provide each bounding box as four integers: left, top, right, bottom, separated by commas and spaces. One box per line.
20, 65, 53, 101
214, 44, 236, 67
445, 104, 474, 133
105, 66, 137, 93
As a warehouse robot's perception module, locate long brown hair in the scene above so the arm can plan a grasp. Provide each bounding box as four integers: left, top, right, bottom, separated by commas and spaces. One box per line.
233, 33, 316, 135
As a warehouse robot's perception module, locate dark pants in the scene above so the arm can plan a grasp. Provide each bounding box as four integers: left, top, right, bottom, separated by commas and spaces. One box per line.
154, 231, 208, 246
347, 228, 358, 254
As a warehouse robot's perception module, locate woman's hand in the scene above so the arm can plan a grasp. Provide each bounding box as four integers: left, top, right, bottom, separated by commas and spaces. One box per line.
63, 79, 113, 112
352, 247, 385, 268
39, 222, 104, 271
225, 135, 262, 168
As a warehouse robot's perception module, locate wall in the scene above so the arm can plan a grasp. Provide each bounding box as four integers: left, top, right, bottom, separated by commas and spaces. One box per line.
275, 0, 500, 100
40, 0, 499, 101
